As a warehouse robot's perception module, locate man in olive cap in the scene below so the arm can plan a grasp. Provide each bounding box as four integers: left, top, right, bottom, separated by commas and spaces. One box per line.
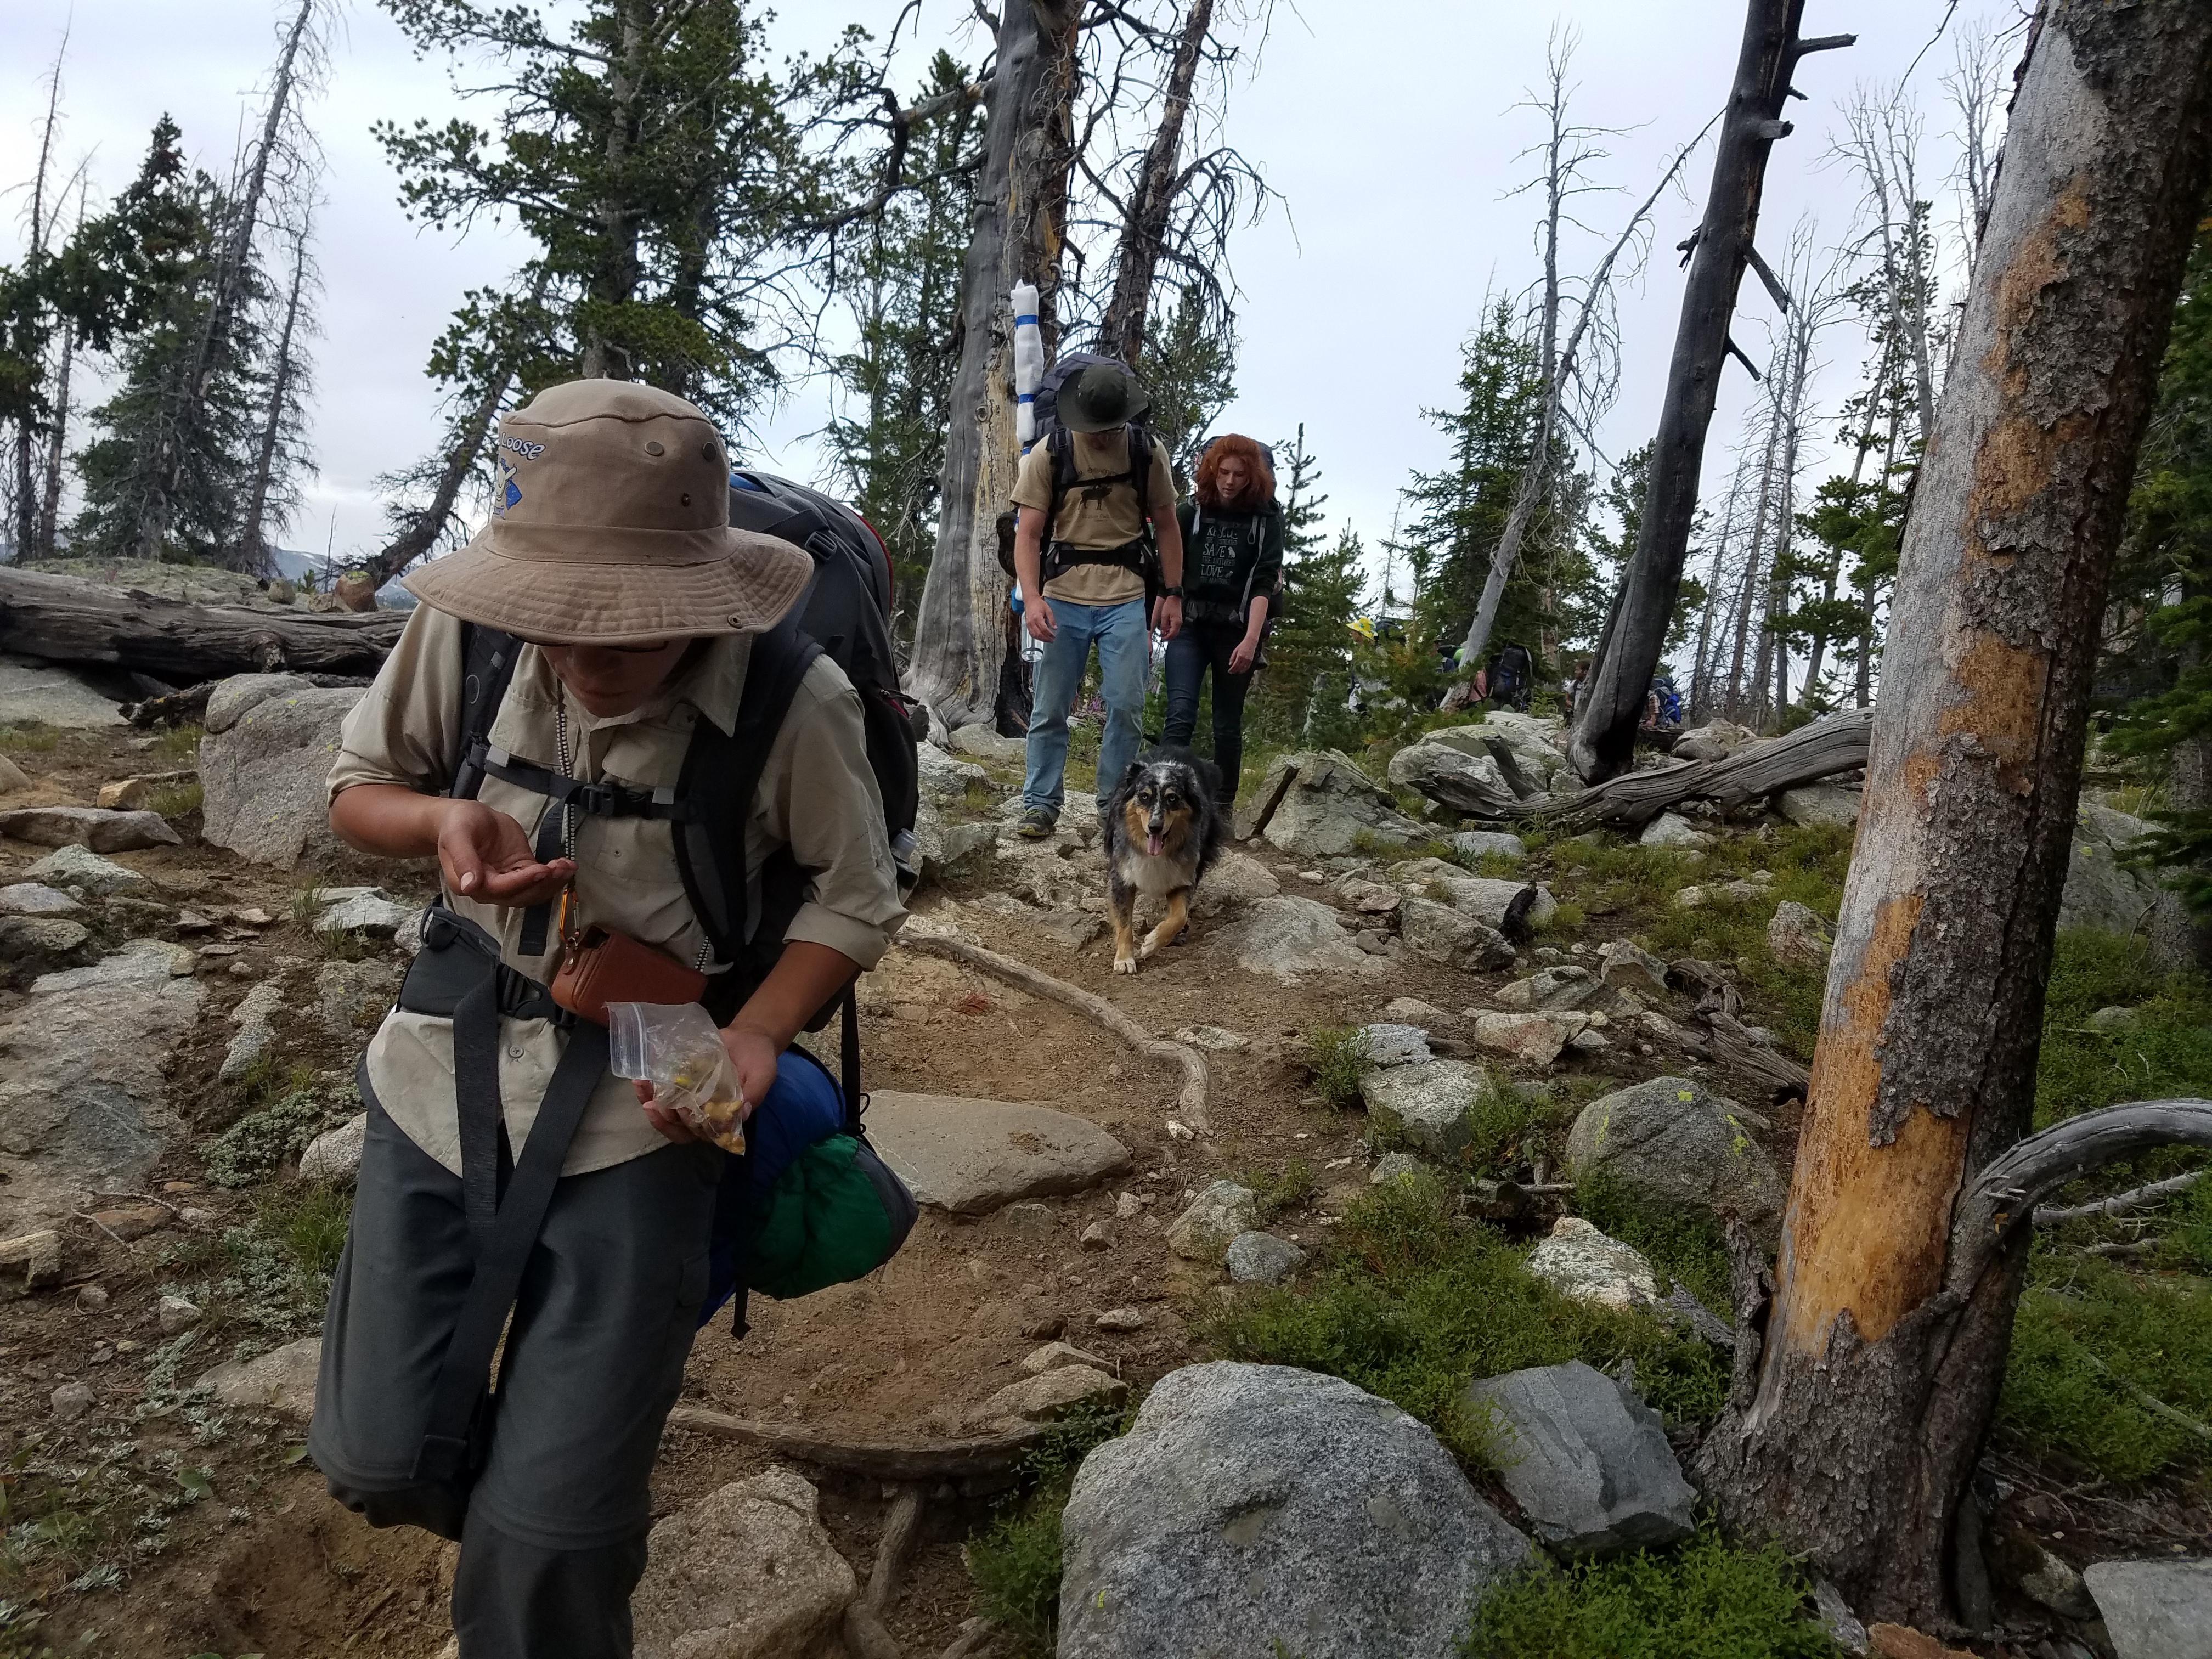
308, 380, 904, 1657
1009, 359, 1184, 837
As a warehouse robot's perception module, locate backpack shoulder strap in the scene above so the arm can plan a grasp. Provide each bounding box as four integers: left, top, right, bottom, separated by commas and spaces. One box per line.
449, 622, 526, 800
672, 617, 823, 969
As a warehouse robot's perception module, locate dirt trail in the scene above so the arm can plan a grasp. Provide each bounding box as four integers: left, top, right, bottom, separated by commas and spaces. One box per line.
1, 721, 1669, 1658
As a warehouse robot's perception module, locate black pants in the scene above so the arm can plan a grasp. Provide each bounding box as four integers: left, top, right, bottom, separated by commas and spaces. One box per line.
309, 1106, 720, 1659
1162, 619, 1254, 803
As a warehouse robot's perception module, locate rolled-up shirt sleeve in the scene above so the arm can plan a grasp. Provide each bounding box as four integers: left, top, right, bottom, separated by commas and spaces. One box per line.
754, 658, 906, 969
328, 602, 465, 799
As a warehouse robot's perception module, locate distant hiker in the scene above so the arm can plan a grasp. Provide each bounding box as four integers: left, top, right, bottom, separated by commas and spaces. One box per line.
1161, 433, 1283, 806
1011, 358, 1184, 837
1567, 658, 1589, 717
1477, 640, 1535, 712
307, 381, 906, 1659
1643, 671, 1683, 729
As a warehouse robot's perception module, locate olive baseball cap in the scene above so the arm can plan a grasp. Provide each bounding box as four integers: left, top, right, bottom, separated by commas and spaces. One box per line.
404, 379, 811, 644
1059, 363, 1150, 433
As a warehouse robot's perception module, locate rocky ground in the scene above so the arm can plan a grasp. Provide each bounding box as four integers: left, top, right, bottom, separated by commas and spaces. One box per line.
1, 651, 2207, 1659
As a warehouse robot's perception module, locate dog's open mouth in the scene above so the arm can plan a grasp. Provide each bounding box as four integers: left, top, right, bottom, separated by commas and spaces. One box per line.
1147, 831, 1165, 856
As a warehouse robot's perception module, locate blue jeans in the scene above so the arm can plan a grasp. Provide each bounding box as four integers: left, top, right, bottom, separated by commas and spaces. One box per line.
1023, 596, 1149, 815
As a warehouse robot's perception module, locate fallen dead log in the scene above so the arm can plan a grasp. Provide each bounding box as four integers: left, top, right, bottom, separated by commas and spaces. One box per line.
1517, 709, 1872, 831
663, 1403, 1048, 1480
1704, 1009, 1811, 1105
0, 566, 404, 682
122, 672, 375, 728
901, 918, 1211, 1131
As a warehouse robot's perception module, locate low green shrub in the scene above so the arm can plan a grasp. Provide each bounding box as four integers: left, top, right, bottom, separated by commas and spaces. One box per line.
1999, 1249, 2212, 1481
146, 723, 203, 765
1571, 1167, 1732, 1314
146, 781, 201, 819
1464, 1528, 1836, 1658
1240, 1161, 1318, 1219
0, 726, 61, 754
1201, 1173, 1728, 1455
2034, 929, 2212, 1126
963, 1403, 1128, 1656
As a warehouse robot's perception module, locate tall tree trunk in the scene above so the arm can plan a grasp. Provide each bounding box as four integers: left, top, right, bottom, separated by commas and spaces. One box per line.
1096, 0, 1214, 367
1799, 440, 1872, 706
236, 226, 311, 575
1459, 98, 1714, 679
137, 0, 317, 563
13, 41, 65, 565
1567, 0, 1849, 780
35, 320, 72, 562
909, 0, 1082, 724
583, 0, 647, 380
365, 268, 549, 591
1726, 411, 1784, 716
1695, 0, 2212, 1624
1690, 457, 1752, 721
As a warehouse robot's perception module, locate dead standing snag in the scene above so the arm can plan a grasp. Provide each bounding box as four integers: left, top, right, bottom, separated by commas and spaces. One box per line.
1694, 0, 2212, 1626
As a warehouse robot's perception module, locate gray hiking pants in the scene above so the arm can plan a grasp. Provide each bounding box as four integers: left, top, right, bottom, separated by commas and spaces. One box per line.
308, 1104, 720, 1659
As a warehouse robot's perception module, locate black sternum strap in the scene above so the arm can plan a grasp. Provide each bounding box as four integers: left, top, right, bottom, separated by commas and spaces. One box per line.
465, 736, 695, 961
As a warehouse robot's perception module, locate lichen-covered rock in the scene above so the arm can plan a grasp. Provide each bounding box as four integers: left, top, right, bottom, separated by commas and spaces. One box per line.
1469, 1011, 1587, 1066
0, 883, 84, 917
22, 844, 145, 896
1775, 782, 1861, 828
1387, 858, 1558, 930
1524, 1217, 1660, 1311
221, 978, 289, 1080
1565, 1076, 1785, 1233
1449, 829, 1528, 863
1766, 900, 1832, 969
2059, 802, 2193, 968
198, 1336, 322, 1419
631, 1467, 856, 1659
1464, 1360, 1697, 1558
1356, 1022, 1432, 1067
1492, 966, 1595, 1012
1226, 1232, 1307, 1284
1362, 1059, 1483, 1154
298, 1112, 369, 1183
1237, 751, 1424, 857
199, 677, 366, 866
1397, 895, 1515, 972
1388, 740, 1518, 816
1, 940, 205, 1234
969, 1364, 1129, 1426
1059, 1363, 1532, 1659
1638, 812, 1713, 849
1218, 895, 1387, 981
0, 805, 180, 852
1596, 940, 1669, 995
1167, 1180, 1259, 1261
1672, 720, 1755, 763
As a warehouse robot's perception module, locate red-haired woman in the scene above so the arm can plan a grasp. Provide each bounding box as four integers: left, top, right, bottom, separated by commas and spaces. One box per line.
1163, 435, 1285, 805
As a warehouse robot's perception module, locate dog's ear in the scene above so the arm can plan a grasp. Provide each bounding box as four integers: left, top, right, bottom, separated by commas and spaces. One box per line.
1116, 760, 1147, 793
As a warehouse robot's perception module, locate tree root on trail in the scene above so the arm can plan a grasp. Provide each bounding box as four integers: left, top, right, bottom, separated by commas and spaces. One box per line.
663, 1403, 1048, 1480
900, 918, 1211, 1131
844, 1482, 926, 1659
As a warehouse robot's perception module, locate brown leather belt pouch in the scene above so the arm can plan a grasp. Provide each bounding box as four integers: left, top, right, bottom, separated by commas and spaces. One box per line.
549, 927, 708, 1027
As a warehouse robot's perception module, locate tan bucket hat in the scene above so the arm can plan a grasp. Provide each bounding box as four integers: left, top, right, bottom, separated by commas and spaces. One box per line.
404, 379, 812, 644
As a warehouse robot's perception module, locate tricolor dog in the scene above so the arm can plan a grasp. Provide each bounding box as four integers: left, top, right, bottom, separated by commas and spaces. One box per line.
1102, 747, 1224, 974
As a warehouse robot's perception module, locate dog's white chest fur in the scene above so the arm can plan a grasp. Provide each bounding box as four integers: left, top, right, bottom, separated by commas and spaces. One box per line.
1125, 849, 1189, 895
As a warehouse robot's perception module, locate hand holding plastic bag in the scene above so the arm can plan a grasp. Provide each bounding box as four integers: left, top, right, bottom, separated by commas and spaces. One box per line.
608, 1001, 748, 1153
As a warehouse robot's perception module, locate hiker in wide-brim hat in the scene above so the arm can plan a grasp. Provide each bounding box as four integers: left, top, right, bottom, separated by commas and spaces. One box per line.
308, 379, 905, 1659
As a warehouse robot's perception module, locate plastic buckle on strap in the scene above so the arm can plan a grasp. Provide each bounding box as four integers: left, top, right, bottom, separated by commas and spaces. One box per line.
411, 1433, 472, 1483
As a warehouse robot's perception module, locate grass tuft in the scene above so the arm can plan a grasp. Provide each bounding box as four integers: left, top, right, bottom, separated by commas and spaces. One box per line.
1303, 1025, 1369, 1111
145, 723, 202, 765
146, 781, 201, 819
1238, 1161, 1318, 1220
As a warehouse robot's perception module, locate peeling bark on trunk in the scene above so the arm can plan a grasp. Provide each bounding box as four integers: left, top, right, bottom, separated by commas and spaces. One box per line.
1096, 0, 1214, 368
1694, 1, 2212, 1623
909, 0, 1081, 725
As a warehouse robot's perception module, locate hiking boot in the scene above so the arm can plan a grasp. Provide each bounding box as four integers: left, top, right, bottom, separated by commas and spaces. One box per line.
1016, 806, 1058, 839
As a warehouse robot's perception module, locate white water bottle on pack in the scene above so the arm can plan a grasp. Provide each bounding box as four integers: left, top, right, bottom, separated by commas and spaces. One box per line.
1011, 282, 1044, 447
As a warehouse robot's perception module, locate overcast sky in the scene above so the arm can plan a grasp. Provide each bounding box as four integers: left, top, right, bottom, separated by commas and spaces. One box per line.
3, 0, 2021, 605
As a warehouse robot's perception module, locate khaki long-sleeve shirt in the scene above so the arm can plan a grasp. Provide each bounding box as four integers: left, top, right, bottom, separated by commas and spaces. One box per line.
328, 602, 905, 1177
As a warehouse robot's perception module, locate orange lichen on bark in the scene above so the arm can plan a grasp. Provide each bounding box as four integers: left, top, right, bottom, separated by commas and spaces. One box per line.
1772, 890, 1971, 1353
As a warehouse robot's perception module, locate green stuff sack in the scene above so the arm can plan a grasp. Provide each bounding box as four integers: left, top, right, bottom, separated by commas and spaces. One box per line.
746, 1132, 917, 1301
